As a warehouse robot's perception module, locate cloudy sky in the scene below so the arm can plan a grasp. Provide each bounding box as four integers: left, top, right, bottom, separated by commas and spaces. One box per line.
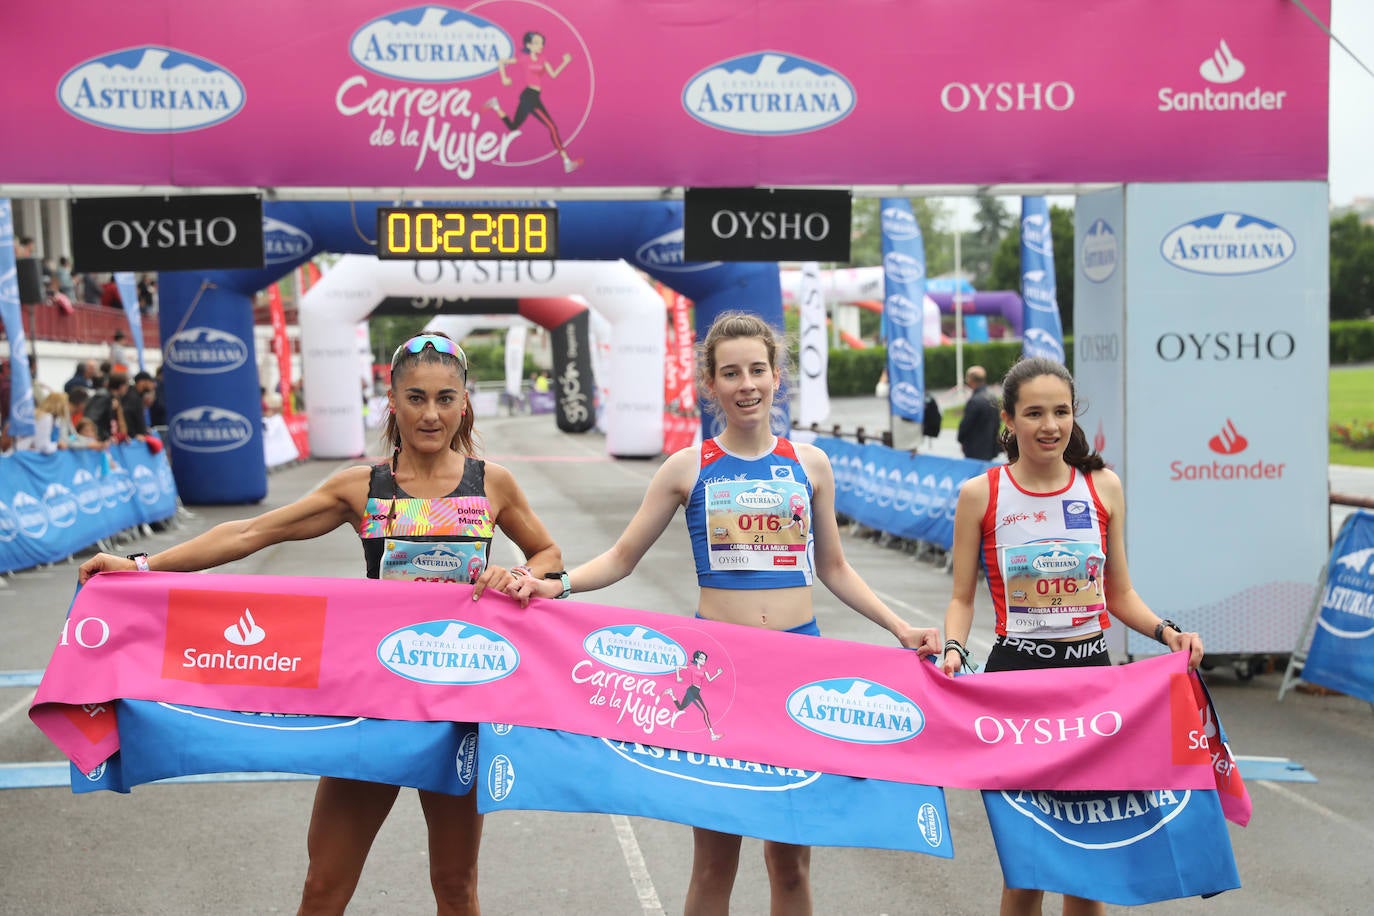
1328, 0, 1374, 204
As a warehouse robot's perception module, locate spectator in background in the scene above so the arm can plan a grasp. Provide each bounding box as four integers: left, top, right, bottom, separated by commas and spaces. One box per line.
68, 387, 90, 427
65, 359, 98, 395
69, 417, 106, 450
54, 257, 76, 298
31, 391, 73, 454
137, 274, 157, 314
148, 366, 167, 428
109, 329, 130, 374
128, 371, 156, 438
100, 277, 122, 309
80, 272, 103, 305
15, 236, 35, 258
28, 356, 52, 403
957, 365, 1002, 461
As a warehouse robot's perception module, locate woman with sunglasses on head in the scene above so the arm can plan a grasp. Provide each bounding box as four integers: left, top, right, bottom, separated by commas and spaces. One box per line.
79, 332, 561, 916
508, 311, 939, 915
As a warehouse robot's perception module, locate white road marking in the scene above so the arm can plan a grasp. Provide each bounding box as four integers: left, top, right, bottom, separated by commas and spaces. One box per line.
610, 814, 665, 914
1258, 779, 1374, 841
0, 689, 38, 727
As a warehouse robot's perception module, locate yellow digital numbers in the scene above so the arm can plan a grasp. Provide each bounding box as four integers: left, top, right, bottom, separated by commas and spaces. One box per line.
376, 207, 558, 260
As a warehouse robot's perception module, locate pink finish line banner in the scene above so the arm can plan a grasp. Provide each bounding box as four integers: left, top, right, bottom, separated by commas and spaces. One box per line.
0, 1, 1328, 188
33, 572, 1218, 791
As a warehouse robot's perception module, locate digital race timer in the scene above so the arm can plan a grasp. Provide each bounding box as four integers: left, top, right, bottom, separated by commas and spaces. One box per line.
376, 206, 558, 260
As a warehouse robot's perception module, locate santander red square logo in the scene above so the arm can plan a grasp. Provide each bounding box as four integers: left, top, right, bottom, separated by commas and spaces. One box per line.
1169, 672, 1212, 766
62, 703, 118, 744
162, 589, 327, 688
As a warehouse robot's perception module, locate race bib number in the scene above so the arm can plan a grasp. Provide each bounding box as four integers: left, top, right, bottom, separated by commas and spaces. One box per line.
381, 540, 487, 584
705, 479, 810, 573
998, 540, 1106, 634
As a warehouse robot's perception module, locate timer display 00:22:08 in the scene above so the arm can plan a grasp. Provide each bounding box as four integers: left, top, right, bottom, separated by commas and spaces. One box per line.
376, 207, 558, 260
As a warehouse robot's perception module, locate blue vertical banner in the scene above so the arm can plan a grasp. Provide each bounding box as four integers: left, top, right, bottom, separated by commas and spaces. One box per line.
880, 198, 926, 423
113, 271, 146, 373
1020, 197, 1066, 363
1301, 510, 1374, 704
0, 199, 36, 437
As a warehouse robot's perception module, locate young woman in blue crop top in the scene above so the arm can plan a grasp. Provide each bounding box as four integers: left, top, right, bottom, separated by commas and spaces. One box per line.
511, 311, 939, 915
81, 333, 561, 916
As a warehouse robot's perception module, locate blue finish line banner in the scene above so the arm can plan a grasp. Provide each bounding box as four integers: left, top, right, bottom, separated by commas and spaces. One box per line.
1303, 509, 1374, 703
0, 443, 178, 573
476, 723, 952, 857
816, 436, 990, 549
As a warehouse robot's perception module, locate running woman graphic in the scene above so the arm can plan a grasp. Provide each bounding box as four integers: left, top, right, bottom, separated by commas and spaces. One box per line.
780, 492, 808, 538
485, 31, 583, 173
663, 650, 724, 741
1085, 554, 1102, 596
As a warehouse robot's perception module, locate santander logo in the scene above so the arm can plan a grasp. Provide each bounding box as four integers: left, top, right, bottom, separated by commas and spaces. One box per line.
1207, 419, 1248, 455
223, 609, 266, 647
1199, 40, 1245, 84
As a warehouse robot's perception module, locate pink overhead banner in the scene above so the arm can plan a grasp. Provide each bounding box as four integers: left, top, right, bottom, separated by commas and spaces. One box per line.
0, 1, 1328, 189
32, 572, 1221, 792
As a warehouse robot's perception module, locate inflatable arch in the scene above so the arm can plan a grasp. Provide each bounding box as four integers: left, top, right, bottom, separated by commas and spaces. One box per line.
158, 201, 781, 504
780, 267, 1025, 334
301, 257, 660, 459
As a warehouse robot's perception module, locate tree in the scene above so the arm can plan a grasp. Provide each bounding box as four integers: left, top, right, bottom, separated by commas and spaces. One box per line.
989, 203, 1076, 335
848, 197, 953, 276
1330, 212, 1374, 320
961, 193, 1012, 288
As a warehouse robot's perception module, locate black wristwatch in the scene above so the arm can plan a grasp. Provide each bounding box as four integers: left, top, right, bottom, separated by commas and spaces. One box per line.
544, 570, 572, 599
126, 552, 150, 572
1154, 619, 1181, 645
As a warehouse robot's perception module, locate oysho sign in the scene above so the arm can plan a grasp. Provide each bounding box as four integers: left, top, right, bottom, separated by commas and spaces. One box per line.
684, 188, 851, 262
70, 194, 264, 272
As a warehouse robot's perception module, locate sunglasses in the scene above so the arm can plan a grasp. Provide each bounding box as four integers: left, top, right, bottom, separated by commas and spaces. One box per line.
391, 334, 468, 374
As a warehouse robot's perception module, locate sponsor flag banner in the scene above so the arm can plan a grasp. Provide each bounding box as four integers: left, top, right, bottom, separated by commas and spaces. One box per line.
267, 282, 293, 414
0, 3, 1328, 188
0, 198, 36, 438
1299, 510, 1374, 704
880, 199, 926, 424
71, 700, 474, 795
113, 271, 145, 372
982, 786, 1239, 904
1020, 197, 1066, 363
477, 723, 953, 856
33, 571, 1220, 793
662, 287, 698, 454
796, 262, 829, 427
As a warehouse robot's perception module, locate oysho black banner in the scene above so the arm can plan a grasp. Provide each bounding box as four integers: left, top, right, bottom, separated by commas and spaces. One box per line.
684, 188, 851, 262
70, 194, 264, 272
551, 310, 596, 433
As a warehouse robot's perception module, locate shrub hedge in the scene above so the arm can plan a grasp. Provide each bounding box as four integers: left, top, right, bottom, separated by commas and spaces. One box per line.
829, 322, 1374, 396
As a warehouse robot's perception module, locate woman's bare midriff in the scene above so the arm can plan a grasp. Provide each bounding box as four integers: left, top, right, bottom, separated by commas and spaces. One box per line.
697, 585, 815, 630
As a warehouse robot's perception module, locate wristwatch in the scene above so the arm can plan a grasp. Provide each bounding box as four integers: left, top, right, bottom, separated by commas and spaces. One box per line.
1154, 618, 1181, 645
126, 553, 151, 572
544, 570, 572, 599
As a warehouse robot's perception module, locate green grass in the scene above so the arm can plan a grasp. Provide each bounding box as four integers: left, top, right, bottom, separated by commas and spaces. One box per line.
1330, 366, 1374, 468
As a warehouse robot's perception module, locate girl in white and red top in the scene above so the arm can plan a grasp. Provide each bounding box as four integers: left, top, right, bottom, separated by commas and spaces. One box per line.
511, 311, 939, 915
940, 357, 1204, 916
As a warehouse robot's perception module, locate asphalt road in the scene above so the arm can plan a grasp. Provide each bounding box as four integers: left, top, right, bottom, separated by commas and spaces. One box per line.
2, 409, 1372, 914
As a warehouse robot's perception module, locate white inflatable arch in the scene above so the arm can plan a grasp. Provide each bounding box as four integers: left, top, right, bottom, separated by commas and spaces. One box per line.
300, 255, 664, 458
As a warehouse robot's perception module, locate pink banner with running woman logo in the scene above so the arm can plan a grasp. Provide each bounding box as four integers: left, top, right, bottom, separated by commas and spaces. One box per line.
0, 1, 1327, 190
33, 572, 1222, 793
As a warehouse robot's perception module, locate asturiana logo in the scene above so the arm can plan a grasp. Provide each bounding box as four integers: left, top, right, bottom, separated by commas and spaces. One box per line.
133, 465, 162, 505
880, 206, 920, 241
683, 51, 856, 136
1022, 269, 1057, 314
786, 678, 924, 744
0, 500, 21, 543
883, 251, 924, 284
262, 217, 314, 265
997, 789, 1192, 846
1023, 327, 1065, 363
890, 381, 924, 417
169, 407, 253, 453
1, 268, 18, 305
889, 337, 922, 372
11, 491, 50, 539
350, 6, 512, 82
1031, 551, 1079, 574
604, 739, 821, 790
411, 546, 467, 573
487, 753, 515, 801
1160, 212, 1295, 276
884, 293, 920, 328
634, 228, 722, 273
736, 487, 784, 510
57, 46, 246, 133
164, 327, 249, 374
457, 730, 478, 786
72, 469, 103, 515
378, 619, 519, 685
42, 483, 79, 529
583, 626, 687, 676
1080, 219, 1118, 283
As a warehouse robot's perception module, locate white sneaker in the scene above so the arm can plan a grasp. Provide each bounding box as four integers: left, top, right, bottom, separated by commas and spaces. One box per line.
564, 156, 583, 173
483, 97, 501, 113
